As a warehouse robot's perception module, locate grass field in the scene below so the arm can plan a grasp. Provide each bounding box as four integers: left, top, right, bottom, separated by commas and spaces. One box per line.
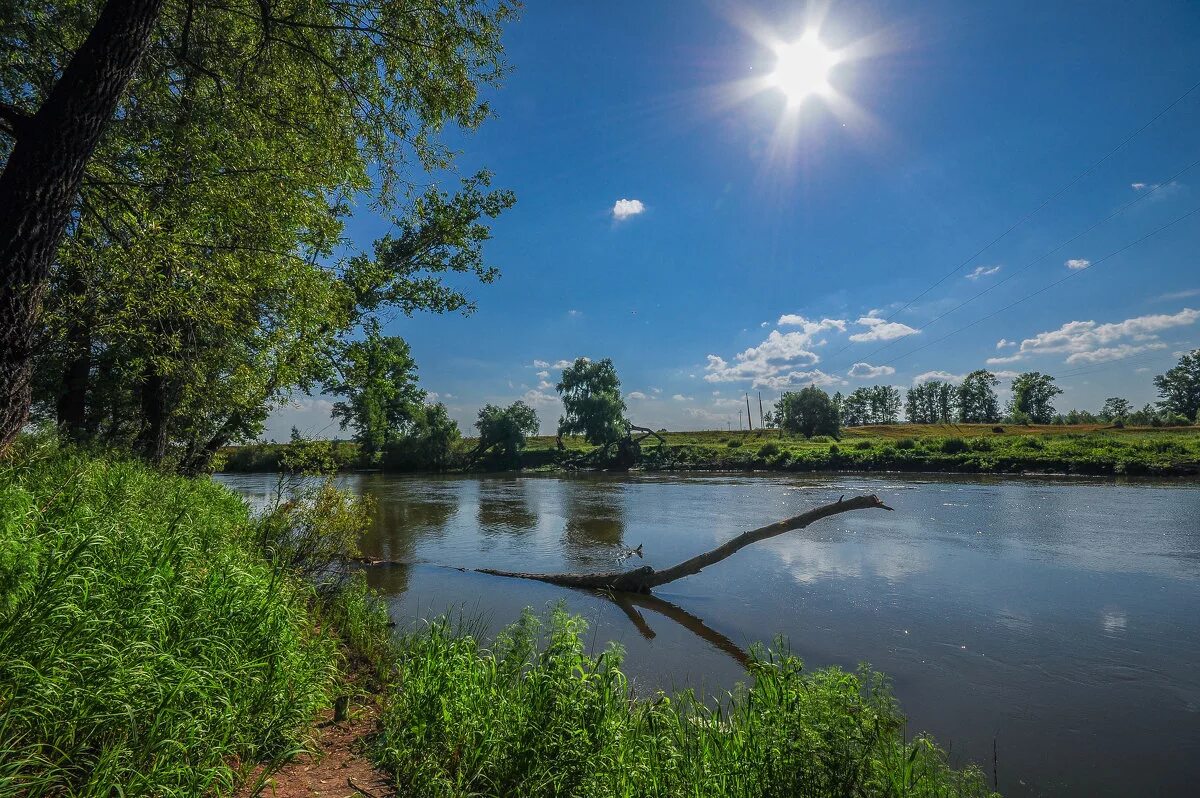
524, 424, 1200, 476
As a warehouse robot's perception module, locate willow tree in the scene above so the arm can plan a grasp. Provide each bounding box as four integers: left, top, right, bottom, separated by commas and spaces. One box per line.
3, 0, 516, 467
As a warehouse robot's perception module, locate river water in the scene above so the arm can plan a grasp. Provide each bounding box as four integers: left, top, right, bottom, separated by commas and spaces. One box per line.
216, 471, 1200, 797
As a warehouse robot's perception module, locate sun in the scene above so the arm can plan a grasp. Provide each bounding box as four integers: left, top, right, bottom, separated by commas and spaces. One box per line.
769, 32, 839, 103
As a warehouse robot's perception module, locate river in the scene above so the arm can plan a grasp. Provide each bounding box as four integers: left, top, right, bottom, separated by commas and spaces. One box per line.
216, 471, 1200, 797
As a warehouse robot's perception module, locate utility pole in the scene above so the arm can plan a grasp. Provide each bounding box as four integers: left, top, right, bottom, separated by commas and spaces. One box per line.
745, 393, 753, 432
758, 391, 764, 428
738, 408, 743, 431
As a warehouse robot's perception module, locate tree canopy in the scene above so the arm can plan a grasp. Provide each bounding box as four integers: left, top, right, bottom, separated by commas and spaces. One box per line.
3, 0, 517, 469
778, 386, 840, 439
1008, 372, 1062, 424
556, 358, 627, 446
957, 370, 1001, 423
475, 401, 539, 467
1155, 350, 1200, 422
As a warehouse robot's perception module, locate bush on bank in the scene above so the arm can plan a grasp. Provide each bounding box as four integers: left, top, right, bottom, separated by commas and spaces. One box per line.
375, 608, 998, 798
0, 441, 355, 796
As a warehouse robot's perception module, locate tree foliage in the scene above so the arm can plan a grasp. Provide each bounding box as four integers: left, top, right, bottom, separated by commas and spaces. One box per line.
1154, 349, 1200, 422
905, 381, 957, 424
475, 401, 538, 467
326, 325, 425, 457
4, 0, 517, 470
841, 386, 901, 426
1008, 372, 1062, 424
1099, 397, 1133, 423
556, 358, 627, 446
778, 386, 840, 439
957, 370, 1000, 423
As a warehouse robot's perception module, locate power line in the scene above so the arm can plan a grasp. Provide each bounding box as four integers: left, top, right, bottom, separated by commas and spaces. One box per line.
817, 76, 1200, 366
873, 204, 1200, 369
828, 156, 1200, 372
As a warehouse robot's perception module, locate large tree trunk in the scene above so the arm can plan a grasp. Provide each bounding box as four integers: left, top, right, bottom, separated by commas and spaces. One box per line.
0, 0, 165, 454
477, 494, 894, 593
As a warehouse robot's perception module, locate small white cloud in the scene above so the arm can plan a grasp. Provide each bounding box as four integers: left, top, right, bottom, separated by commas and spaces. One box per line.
777, 314, 847, 331
533, 359, 550, 368
651, 387, 662, 394
627, 391, 650, 400
567, 309, 582, 317
848, 362, 896, 378
760, 321, 770, 327
848, 314, 919, 343
1065, 258, 1090, 270
987, 308, 1200, 365
1131, 182, 1147, 190
537, 380, 554, 390
552, 358, 580, 369
996, 338, 1016, 349
672, 394, 693, 401
536, 370, 549, 378
1156, 288, 1200, 302
966, 265, 1002, 280
522, 389, 559, 406
611, 198, 645, 220
913, 370, 965, 385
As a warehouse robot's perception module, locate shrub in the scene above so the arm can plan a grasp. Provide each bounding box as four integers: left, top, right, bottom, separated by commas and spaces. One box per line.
810, 435, 834, 444
726, 438, 743, 448
375, 608, 994, 798
895, 438, 917, 450
0, 443, 336, 795
940, 437, 969, 454
853, 440, 872, 450
1021, 438, 1045, 450
992, 426, 1005, 433
757, 441, 780, 457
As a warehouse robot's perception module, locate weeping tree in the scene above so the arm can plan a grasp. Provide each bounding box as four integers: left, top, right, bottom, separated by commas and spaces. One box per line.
3, 0, 517, 467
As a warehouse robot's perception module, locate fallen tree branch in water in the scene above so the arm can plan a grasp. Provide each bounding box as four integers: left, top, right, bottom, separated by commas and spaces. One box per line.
477, 493, 893, 594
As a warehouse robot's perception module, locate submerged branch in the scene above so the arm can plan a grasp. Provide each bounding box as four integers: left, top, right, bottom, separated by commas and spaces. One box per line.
477, 494, 894, 594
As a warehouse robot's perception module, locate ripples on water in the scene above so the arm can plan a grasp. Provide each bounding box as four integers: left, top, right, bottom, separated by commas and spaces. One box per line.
218, 471, 1200, 798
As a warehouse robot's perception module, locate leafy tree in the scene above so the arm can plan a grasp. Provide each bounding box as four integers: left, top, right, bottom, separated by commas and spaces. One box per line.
869, 385, 902, 424
1099, 397, 1133, 423
1154, 350, 1200, 422
906, 381, 958, 423
957, 370, 1001, 423
841, 389, 872, 427
383, 402, 461, 471
475, 401, 539, 467
1007, 372, 1062, 424
556, 358, 627, 446
8, 0, 516, 468
778, 386, 840, 439
327, 326, 426, 457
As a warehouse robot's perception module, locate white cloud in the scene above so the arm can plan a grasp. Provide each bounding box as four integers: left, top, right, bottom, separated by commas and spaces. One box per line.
913, 370, 965, 385
533, 359, 550, 368
1065, 258, 1090, 270
778, 314, 847, 332
1131, 182, 1147, 190
704, 318, 844, 387
966, 265, 1002, 280
611, 198, 645, 220
537, 380, 554, 390
522, 389, 559, 406
536, 370, 549, 378
848, 362, 896, 378
672, 394, 693, 401
683, 407, 730, 424
848, 313, 918, 343
552, 358, 582, 369
996, 338, 1016, 349
755, 369, 845, 389
651, 387, 662, 394
567, 309, 582, 317
1156, 288, 1200, 302
985, 308, 1200, 366
627, 391, 652, 400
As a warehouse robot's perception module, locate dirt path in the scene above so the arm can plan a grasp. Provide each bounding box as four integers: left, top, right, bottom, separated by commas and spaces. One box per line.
237, 695, 394, 798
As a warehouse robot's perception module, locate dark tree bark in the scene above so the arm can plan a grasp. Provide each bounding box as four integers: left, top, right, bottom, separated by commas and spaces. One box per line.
137, 364, 170, 464
55, 270, 92, 439
0, 0, 165, 453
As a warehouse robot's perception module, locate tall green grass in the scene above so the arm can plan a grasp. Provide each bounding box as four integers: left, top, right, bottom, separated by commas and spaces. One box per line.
376, 608, 997, 798
0, 442, 340, 796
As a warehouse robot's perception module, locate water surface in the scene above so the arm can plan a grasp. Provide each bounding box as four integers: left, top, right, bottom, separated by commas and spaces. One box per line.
218, 471, 1200, 797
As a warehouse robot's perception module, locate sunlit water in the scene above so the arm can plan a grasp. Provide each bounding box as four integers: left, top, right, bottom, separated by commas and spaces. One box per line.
217, 471, 1200, 797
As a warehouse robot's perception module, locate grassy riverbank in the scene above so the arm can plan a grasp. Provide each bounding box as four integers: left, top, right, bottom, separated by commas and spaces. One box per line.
3, 441, 999, 795
222, 424, 1200, 476
543, 424, 1200, 476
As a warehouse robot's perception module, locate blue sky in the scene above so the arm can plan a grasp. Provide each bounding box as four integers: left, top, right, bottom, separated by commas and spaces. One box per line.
270, 0, 1200, 439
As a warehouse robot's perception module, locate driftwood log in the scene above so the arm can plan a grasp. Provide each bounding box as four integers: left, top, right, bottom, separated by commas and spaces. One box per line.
477, 493, 893, 594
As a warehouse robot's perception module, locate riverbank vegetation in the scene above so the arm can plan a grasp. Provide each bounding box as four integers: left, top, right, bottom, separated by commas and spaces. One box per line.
1, 441, 999, 795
